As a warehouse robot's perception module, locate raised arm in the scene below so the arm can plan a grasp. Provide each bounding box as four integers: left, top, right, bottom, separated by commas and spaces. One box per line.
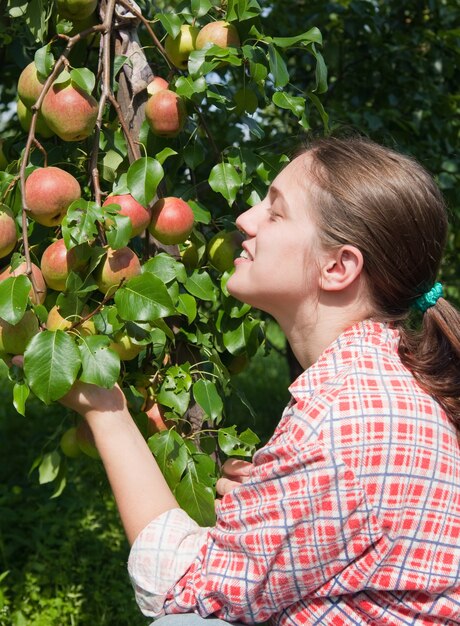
60, 381, 178, 545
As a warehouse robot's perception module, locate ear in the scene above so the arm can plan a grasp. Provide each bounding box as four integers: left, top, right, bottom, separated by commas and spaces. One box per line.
319, 245, 364, 292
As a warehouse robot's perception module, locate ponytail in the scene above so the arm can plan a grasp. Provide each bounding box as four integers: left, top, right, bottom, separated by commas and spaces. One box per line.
398, 298, 460, 429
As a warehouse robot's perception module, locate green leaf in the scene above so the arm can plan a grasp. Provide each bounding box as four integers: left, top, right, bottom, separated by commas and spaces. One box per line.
176, 293, 197, 324
61, 200, 100, 247
184, 270, 216, 301
105, 213, 132, 249
114, 273, 175, 322
0, 275, 31, 324
23, 331, 81, 404
148, 429, 188, 491
157, 365, 192, 416
209, 162, 241, 205
222, 317, 260, 355
70, 68, 96, 94
156, 13, 182, 38
272, 91, 306, 118
78, 335, 120, 388
38, 451, 61, 485
127, 157, 164, 208
267, 44, 289, 88
13, 381, 29, 416
54, 68, 71, 86
193, 379, 223, 422
191, 0, 213, 18
175, 75, 207, 99
34, 44, 54, 77
271, 28, 323, 48
311, 45, 328, 94
175, 472, 216, 526
143, 253, 187, 284
218, 425, 260, 457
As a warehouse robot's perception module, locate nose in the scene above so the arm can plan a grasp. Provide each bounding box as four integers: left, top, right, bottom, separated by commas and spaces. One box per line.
235, 202, 264, 238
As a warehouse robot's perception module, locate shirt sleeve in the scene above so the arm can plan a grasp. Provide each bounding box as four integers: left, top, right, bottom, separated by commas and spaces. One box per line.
161, 438, 387, 623
127, 508, 209, 618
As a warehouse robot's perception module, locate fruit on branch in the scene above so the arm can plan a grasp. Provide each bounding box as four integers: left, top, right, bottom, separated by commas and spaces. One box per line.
41, 82, 98, 142
0, 310, 39, 355
0, 205, 18, 259
40, 238, 83, 291
195, 20, 241, 50
207, 230, 244, 273
146, 76, 169, 96
17, 98, 55, 138
165, 24, 199, 70
56, 0, 98, 20
17, 62, 46, 108
0, 262, 47, 305
24, 166, 81, 227
109, 331, 143, 361
95, 246, 141, 296
76, 420, 100, 459
144, 398, 171, 436
103, 194, 152, 237
60, 426, 82, 458
149, 197, 194, 245
145, 90, 186, 137
46, 305, 96, 336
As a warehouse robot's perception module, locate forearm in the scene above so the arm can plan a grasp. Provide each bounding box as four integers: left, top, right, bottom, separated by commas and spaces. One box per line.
86, 407, 179, 544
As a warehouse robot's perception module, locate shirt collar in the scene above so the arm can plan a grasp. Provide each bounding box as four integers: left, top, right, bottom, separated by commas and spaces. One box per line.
288, 320, 400, 402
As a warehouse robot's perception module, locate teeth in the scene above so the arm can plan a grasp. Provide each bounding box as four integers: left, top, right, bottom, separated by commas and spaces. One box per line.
240, 250, 250, 259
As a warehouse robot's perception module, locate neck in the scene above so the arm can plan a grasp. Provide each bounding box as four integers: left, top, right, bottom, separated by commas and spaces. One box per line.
277, 293, 372, 371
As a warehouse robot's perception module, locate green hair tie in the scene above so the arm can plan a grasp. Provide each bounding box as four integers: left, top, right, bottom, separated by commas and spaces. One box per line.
413, 282, 444, 312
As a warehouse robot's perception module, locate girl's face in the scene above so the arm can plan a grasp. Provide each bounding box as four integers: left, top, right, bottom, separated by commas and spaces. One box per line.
227, 153, 323, 318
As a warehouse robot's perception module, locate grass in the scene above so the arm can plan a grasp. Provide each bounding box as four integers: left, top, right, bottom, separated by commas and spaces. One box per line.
0, 326, 290, 625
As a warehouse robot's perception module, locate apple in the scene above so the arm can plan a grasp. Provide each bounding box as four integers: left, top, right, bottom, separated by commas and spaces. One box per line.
60, 426, 82, 458
46, 305, 96, 336
165, 24, 199, 70
109, 331, 143, 361
17, 98, 55, 139
95, 246, 141, 296
146, 76, 169, 96
149, 197, 194, 245
195, 20, 240, 50
0, 205, 17, 259
145, 90, 186, 137
0, 310, 39, 355
24, 166, 81, 227
0, 262, 47, 305
207, 230, 244, 272
103, 194, 152, 237
56, 0, 98, 20
76, 420, 100, 459
40, 238, 83, 291
41, 82, 98, 142
17, 62, 46, 108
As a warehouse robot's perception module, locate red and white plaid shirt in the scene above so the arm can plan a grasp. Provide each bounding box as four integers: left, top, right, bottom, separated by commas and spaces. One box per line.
128, 320, 460, 624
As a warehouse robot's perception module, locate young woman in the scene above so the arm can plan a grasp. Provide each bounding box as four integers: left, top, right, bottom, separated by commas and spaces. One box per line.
60, 136, 460, 625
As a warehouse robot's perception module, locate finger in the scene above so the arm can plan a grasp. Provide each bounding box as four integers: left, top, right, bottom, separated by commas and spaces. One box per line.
216, 477, 243, 497
221, 458, 252, 479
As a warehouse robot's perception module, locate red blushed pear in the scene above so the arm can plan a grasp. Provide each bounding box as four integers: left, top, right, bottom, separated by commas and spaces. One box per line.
17, 61, 46, 108
0, 205, 18, 259
95, 246, 141, 296
25, 166, 81, 227
41, 81, 98, 142
146, 76, 169, 96
46, 305, 96, 336
144, 398, 174, 436
40, 239, 83, 291
148, 197, 195, 245
145, 90, 186, 137
102, 194, 152, 237
0, 262, 47, 305
195, 20, 241, 50
17, 98, 55, 139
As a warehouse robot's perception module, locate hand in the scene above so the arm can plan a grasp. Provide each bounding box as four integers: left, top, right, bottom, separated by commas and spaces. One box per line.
216, 458, 253, 497
59, 380, 127, 419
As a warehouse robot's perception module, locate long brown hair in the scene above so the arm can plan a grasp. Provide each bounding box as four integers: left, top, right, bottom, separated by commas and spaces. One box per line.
306, 136, 460, 428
